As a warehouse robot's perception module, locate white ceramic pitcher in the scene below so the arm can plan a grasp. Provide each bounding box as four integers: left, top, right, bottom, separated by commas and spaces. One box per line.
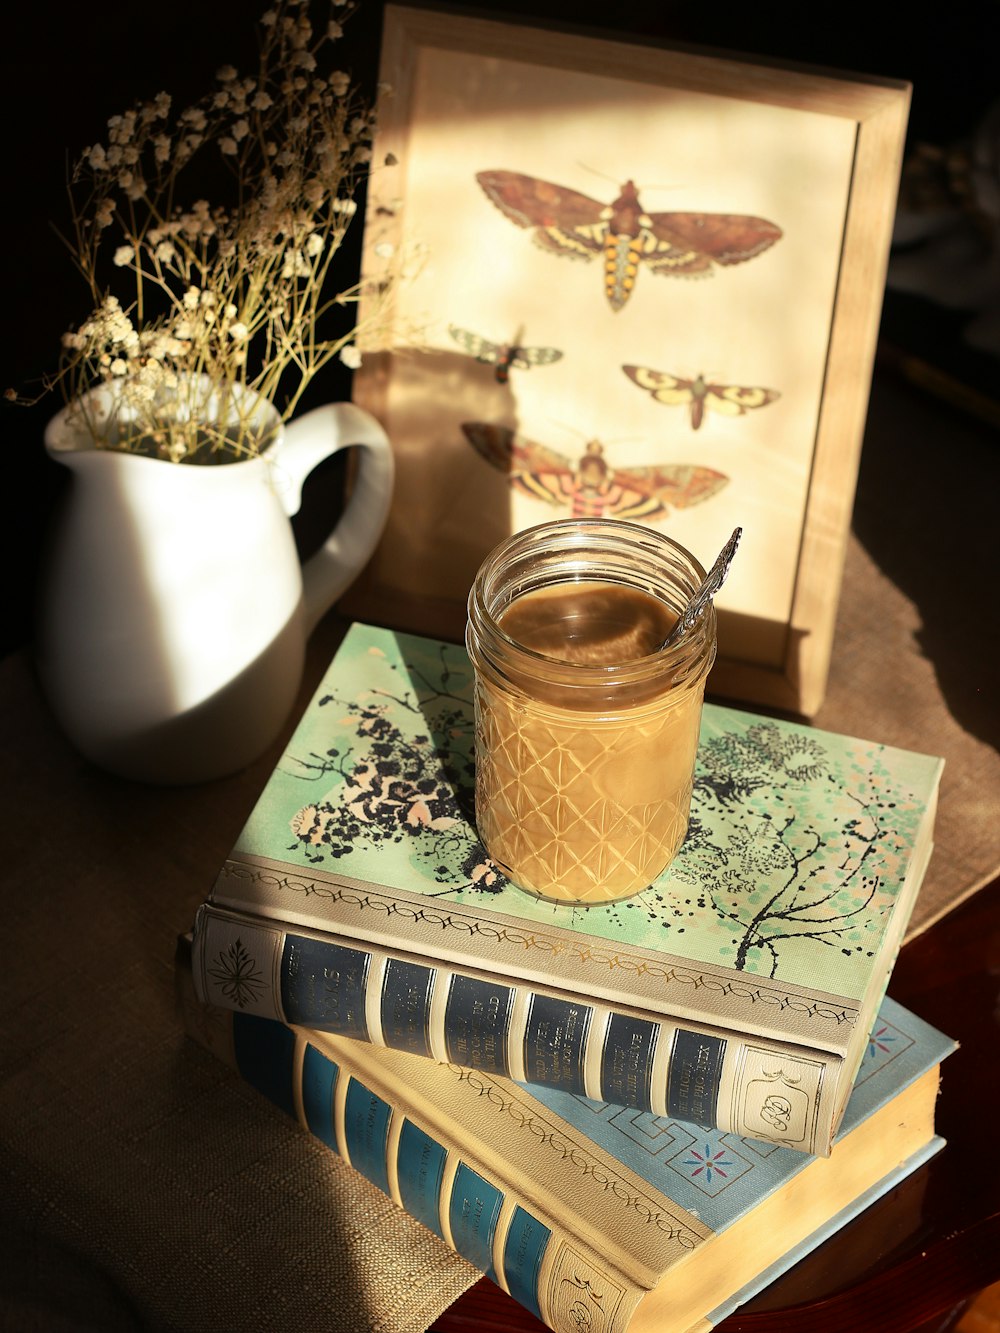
37, 386, 393, 783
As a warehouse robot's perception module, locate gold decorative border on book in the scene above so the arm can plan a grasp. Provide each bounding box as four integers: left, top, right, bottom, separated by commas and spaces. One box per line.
450, 1065, 709, 1253
216, 856, 861, 1052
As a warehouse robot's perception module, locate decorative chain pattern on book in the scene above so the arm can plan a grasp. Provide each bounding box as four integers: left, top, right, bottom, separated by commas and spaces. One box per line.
193, 622, 943, 1156
215, 859, 863, 1023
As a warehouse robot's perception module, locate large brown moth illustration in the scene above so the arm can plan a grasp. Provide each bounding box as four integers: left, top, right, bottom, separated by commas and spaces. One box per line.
461, 423, 728, 520
622, 364, 781, 430
475, 171, 782, 312
448, 324, 563, 383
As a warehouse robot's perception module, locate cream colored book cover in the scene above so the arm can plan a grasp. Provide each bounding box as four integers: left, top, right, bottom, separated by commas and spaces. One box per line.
182, 969, 951, 1333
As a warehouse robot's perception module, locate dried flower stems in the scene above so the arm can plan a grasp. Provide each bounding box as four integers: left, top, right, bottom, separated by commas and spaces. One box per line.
19, 0, 396, 462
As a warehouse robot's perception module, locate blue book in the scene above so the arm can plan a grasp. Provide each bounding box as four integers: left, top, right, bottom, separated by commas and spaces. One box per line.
192, 622, 943, 1155
179, 942, 952, 1333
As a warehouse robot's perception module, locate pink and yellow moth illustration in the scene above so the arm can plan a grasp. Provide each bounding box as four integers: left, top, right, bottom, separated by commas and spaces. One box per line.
462, 422, 728, 520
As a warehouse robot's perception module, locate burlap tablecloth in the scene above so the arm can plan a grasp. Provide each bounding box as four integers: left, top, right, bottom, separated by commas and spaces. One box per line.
0, 613, 479, 1333
1, 371, 997, 1331
814, 371, 999, 935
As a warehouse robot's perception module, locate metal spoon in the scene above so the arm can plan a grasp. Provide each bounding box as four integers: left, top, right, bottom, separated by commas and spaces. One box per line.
660, 526, 742, 650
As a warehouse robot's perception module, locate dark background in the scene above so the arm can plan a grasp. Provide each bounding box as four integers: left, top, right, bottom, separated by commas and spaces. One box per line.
3, 1, 997, 661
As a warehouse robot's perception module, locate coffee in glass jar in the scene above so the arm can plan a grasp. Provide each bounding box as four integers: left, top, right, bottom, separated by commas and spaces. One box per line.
466, 518, 718, 905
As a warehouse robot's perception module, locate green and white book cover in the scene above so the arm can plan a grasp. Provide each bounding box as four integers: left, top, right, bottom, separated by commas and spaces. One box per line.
210, 622, 942, 1058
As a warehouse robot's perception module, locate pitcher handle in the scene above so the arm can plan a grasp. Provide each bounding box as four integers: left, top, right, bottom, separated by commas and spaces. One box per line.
276, 401, 394, 635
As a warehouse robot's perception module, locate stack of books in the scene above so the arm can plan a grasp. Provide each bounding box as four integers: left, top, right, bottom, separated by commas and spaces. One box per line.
180, 621, 954, 1333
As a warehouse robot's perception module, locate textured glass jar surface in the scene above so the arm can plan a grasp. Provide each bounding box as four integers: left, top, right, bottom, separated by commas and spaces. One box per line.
467, 520, 716, 905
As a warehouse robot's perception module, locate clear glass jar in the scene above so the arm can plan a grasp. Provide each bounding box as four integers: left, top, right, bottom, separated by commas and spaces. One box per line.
466, 518, 717, 905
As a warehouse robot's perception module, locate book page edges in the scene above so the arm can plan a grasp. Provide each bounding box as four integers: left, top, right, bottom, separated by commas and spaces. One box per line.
631, 1064, 941, 1332
687, 1133, 946, 1333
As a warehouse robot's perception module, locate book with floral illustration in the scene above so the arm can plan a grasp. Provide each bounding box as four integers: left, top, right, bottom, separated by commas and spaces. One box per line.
191, 621, 942, 1155
180, 936, 953, 1333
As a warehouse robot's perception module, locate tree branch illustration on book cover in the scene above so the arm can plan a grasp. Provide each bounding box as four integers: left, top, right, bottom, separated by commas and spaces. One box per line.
676, 721, 925, 979
230, 629, 935, 999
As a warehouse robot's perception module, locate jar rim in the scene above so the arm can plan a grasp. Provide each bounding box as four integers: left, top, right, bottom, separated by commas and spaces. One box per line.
467, 517, 716, 688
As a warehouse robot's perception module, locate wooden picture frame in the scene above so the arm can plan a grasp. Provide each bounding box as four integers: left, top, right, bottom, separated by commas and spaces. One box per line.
345, 3, 910, 716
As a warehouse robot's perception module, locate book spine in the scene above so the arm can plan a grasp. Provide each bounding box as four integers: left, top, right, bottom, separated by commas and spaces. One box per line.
224, 1005, 648, 1333
193, 904, 841, 1154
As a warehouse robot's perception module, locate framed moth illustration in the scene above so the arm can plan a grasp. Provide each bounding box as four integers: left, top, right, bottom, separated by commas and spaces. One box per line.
344, 4, 910, 716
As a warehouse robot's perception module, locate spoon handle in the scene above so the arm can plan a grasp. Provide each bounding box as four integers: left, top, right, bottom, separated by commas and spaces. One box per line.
661, 526, 742, 649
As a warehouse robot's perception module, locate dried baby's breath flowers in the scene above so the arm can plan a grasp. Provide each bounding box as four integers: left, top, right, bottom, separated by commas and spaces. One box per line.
30, 0, 396, 462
